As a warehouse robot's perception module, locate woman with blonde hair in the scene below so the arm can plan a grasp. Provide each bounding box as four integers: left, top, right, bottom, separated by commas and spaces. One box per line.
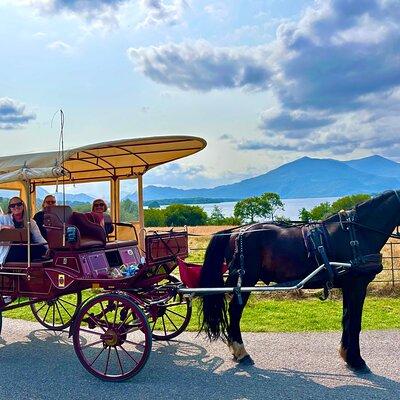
86, 199, 114, 235
0, 196, 48, 263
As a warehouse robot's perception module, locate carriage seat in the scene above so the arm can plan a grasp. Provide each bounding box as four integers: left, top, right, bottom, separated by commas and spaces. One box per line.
44, 205, 106, 250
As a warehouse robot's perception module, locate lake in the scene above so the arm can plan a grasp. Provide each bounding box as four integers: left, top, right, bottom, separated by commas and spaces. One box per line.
187, 197, 339, 221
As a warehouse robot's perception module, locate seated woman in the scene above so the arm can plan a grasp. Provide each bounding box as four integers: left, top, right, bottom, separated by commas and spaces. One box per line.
33, 194, 56, 239
86, 199, 114, 236
0, 197, 48, 263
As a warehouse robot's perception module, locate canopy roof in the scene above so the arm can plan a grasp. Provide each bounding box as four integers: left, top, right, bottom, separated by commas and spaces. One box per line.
0, 135, 206, 185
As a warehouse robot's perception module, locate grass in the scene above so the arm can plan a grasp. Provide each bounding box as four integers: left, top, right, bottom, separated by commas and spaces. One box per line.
4, 292, 399, 333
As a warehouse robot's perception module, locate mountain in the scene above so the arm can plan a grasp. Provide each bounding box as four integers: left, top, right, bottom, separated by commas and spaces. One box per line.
345, 155, 400, 178
35, 187, 95, 203
125, 155, 400, 201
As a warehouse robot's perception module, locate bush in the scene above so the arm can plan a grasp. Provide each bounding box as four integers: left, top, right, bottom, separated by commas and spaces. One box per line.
144, 208, 166, 226
164, 204, 208, 226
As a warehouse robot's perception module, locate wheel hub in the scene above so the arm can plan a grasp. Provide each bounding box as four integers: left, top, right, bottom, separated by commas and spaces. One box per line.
102, 329, 118, 346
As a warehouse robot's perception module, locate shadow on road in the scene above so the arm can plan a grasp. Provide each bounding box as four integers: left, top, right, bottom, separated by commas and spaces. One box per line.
0, 330, 398, 400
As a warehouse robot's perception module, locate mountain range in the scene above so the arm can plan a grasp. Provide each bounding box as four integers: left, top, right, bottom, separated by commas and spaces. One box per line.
22, 154, 400, 202
131, 155, 400, 200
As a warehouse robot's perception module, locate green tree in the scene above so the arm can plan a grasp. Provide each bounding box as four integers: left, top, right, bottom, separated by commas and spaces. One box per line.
299, 207, 312, 222
144, 208, 166, 226
258, 192, 284, 221
147, 200, 161, 208
331, 194, 371, 213
234, 197, 260, 223
164, 204, 208, 226
208, 206, 225, 225
308, 202, 332, 220
234, 193, 284, 223
120, 199, 138, 222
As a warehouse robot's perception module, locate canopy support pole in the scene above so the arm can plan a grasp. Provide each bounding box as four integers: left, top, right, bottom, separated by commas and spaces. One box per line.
111, 177, 120, 239
137, 174, 145, 248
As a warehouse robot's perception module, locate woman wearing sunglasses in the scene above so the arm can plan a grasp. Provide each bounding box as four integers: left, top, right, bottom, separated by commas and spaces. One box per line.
33, 194, 57, 239
86, 199, 114, 235
0, 196, 48, 264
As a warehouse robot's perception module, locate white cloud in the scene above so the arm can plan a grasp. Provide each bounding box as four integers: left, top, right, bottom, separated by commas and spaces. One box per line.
138, 0, 188, 28
47, 40, 73, 53
0, 98, 36, 130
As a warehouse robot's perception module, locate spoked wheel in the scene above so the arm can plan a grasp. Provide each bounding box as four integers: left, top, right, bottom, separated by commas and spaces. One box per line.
30, 292, 82, 331
150, 275, 192, 341
73, 292, 152, 381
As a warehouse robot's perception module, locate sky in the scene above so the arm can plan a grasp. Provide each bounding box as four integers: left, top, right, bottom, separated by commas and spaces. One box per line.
1, 0, 400, 198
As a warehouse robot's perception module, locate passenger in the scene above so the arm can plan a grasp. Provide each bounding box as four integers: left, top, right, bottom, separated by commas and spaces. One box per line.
87, 199, 114, 235
0, 197, 48, 263
33, 194, 57, 239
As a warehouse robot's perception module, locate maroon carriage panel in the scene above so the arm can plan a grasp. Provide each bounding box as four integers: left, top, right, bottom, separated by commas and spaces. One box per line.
145, 231, 188, 266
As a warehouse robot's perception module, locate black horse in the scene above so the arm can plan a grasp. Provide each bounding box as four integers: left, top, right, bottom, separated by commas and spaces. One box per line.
200, 190, 400, 373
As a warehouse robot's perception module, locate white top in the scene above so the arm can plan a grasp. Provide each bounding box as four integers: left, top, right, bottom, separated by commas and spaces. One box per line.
0, 214, 48, 264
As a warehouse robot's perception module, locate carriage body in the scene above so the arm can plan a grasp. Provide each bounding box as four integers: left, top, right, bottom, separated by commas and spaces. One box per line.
0, 135, 204, 381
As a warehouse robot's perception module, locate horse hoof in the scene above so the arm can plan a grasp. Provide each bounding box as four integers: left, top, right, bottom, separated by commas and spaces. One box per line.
238, 355, 255, 366
346, 363, 371, 375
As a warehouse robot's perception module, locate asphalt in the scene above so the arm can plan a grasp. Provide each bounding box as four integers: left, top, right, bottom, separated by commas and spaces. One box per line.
0, 318, 399, 400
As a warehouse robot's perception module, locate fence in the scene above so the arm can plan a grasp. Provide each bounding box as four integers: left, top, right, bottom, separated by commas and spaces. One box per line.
378, 241, 400, 287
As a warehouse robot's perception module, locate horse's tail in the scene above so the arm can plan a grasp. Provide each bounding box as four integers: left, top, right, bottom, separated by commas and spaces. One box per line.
200, 231, 231, 341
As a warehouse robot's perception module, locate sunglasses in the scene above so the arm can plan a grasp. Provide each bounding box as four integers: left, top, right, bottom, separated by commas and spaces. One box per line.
94, 203, 105, 207
45, 200, 56, 205
9, 202, 23, 208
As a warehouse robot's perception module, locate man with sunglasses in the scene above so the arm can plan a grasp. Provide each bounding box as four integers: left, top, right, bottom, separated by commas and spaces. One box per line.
0, 196, 48, 264
33, 195, 57, 239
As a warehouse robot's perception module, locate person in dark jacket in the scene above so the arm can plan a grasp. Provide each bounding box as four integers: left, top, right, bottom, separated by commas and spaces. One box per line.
33, 194, 56, 239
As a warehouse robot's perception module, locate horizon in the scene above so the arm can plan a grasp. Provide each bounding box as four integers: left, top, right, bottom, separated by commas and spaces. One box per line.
2, 1, 400, 190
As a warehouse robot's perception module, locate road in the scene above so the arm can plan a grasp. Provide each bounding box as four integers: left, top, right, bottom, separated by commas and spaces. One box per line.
0, 319, 399, 400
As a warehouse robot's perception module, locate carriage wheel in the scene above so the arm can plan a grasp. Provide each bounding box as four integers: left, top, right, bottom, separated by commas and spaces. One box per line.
150, 275, 192, 341
30, 292, 82, 331
73, 292, 152, 381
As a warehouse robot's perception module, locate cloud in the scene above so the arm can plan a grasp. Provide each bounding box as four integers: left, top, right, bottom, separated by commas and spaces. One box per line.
20, 0, 127, 28
138, 0, 187, 27
273, 0, 400, 112
127, 41, 272, 91
23, 0, 126, 14
0, 98, 36, 130
259, 108, 335, 139
47, 40, 73, 53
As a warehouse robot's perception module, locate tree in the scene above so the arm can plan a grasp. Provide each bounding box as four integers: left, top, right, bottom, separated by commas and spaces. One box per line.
258, 192, 284, 221
120, 199, 138, 222
331, 194, 371, 213
234, 197, 260, 223
234, 192, 284, 223
308, 202, 332, 220
208, 206, 225, 225
144, 208, 166, 227
299, 207, 312, 222
164, 204, 208, 226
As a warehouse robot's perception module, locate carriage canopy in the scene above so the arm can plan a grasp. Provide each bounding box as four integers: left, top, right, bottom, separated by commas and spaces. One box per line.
0, 135, 207, 185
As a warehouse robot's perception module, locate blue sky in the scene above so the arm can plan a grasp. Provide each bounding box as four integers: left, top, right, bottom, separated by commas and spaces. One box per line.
1, 0, 400, 197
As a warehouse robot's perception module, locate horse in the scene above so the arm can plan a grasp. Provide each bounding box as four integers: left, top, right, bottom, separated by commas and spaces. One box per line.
200, 190, 400, 373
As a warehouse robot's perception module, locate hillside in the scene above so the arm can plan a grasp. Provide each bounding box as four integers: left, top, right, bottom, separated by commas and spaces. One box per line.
138, 155, 400, 200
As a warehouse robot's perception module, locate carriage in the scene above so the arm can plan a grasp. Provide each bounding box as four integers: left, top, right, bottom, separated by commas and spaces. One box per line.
0, 135, 206, 381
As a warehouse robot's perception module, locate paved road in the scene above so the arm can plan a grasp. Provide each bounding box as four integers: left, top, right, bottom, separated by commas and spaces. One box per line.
0, 318, 399, 400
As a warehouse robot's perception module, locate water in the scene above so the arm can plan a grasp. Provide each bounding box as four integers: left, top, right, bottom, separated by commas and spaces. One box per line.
190, 197, 339, 221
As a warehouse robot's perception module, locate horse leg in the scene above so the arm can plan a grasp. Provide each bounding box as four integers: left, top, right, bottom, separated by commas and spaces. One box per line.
226, 291, 254, 365
340, 277, 371, 373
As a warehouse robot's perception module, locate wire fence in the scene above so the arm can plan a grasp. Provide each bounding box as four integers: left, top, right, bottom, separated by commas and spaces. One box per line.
378, 241, 400, 287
